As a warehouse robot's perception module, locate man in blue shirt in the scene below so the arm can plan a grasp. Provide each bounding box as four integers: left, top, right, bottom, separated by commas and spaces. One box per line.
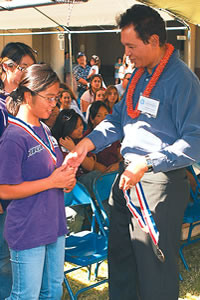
73, 52, 91, 98
64, 5, 200, 300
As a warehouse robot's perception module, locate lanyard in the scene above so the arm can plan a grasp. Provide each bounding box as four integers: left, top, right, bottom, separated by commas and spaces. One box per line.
123, 182, 165, 263
8, 115, 57, 165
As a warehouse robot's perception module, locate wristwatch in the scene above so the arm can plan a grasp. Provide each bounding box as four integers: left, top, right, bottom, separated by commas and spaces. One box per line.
145, 155, 153, 172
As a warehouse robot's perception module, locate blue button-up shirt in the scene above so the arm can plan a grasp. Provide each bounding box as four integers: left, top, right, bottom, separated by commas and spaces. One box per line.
88, 50, 200, 173
73, 64, 91, 89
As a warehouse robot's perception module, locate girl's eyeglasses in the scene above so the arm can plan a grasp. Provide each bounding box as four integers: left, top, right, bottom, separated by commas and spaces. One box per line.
4, 59, 27, 72
34, 92, 60, 103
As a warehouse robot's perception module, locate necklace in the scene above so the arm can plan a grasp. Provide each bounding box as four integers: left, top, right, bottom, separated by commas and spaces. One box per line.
8, 115, 57, 165
126, 43, 174, 119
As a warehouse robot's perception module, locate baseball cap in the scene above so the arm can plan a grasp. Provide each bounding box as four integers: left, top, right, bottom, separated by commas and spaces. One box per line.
91, 55, 100, 63
76, 52, 85, 59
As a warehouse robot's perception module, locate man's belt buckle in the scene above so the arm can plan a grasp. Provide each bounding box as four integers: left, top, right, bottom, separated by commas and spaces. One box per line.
124, 159, 131, 168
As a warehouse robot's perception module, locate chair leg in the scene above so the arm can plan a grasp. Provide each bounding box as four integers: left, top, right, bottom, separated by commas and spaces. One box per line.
179, 273, 183, 281
94, 261, 102, 279
87, 265, 92, 281
179, 223, 193, 270
179, 222, 200, 270
63, 274, 76, 300
179, 245, 190, 270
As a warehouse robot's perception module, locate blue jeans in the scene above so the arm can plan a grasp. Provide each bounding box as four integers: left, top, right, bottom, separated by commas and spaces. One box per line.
6, 235, 65, 300
0, 211, 12, 300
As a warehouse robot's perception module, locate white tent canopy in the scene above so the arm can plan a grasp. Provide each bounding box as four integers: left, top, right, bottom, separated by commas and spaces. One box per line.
0, 0, 174, 31
140, 0, 200, 26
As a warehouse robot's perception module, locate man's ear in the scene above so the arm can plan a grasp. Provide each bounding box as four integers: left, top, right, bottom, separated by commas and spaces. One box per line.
149, 34, 160, 48
24, 91, 32, 105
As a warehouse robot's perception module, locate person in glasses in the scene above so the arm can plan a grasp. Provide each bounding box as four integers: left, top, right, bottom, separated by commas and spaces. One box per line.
115, 72, 132, 98
0, 42, 37, 300
114, 56, 123, 85
0, 64, 76, 300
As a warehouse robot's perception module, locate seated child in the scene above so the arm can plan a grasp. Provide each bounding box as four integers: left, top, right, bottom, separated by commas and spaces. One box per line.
84, 101, 122, 217
85, 101, 122, 173
51, 109, 96, 233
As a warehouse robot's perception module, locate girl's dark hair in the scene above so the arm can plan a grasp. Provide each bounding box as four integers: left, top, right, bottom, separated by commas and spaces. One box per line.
117, 4, 166, 46
51, 109, 84, 141
89, 74, 103, 94
88, 101, 109, 129
89, 74, 103, 84
0, 42, 37, 89
6, 64, 60, 116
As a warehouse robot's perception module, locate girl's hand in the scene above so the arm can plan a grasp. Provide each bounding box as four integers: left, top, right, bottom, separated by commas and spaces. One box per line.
59, 137, 75, 151
48, 164, 76, 191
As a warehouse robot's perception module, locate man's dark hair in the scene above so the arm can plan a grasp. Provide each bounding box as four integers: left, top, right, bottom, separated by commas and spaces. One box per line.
117, 4, 166, 46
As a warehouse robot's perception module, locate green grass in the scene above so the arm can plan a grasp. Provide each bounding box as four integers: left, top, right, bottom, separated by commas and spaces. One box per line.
63, 262, 108, 300
179, 241, 200, 299
62, 240, 200, 300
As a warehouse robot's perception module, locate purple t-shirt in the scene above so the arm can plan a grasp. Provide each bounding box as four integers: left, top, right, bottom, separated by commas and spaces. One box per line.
0, 121, 67, 250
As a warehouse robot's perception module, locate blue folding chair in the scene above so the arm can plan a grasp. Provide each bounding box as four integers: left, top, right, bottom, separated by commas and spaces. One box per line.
179, 165, 200, 270
93, 170, 118, 230
64, 181, 108, 300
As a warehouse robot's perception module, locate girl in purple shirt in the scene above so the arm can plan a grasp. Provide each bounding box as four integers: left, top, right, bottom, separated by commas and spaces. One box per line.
0, 64, 76, 300
0, 41, 37, 300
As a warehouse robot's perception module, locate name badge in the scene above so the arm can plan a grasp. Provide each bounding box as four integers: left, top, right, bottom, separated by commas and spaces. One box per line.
138, 95, 160, 118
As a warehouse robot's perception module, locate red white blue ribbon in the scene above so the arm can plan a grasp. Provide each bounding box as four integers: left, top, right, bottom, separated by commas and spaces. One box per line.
8, 114, 57, 165
124, 181, 165, 262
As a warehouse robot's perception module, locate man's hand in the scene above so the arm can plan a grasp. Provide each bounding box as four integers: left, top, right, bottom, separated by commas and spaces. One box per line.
63, 137, 95, 169
119, 157, 148, 190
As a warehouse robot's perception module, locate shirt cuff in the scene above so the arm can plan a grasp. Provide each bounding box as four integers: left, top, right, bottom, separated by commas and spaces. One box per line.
147, 152, 169, 173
